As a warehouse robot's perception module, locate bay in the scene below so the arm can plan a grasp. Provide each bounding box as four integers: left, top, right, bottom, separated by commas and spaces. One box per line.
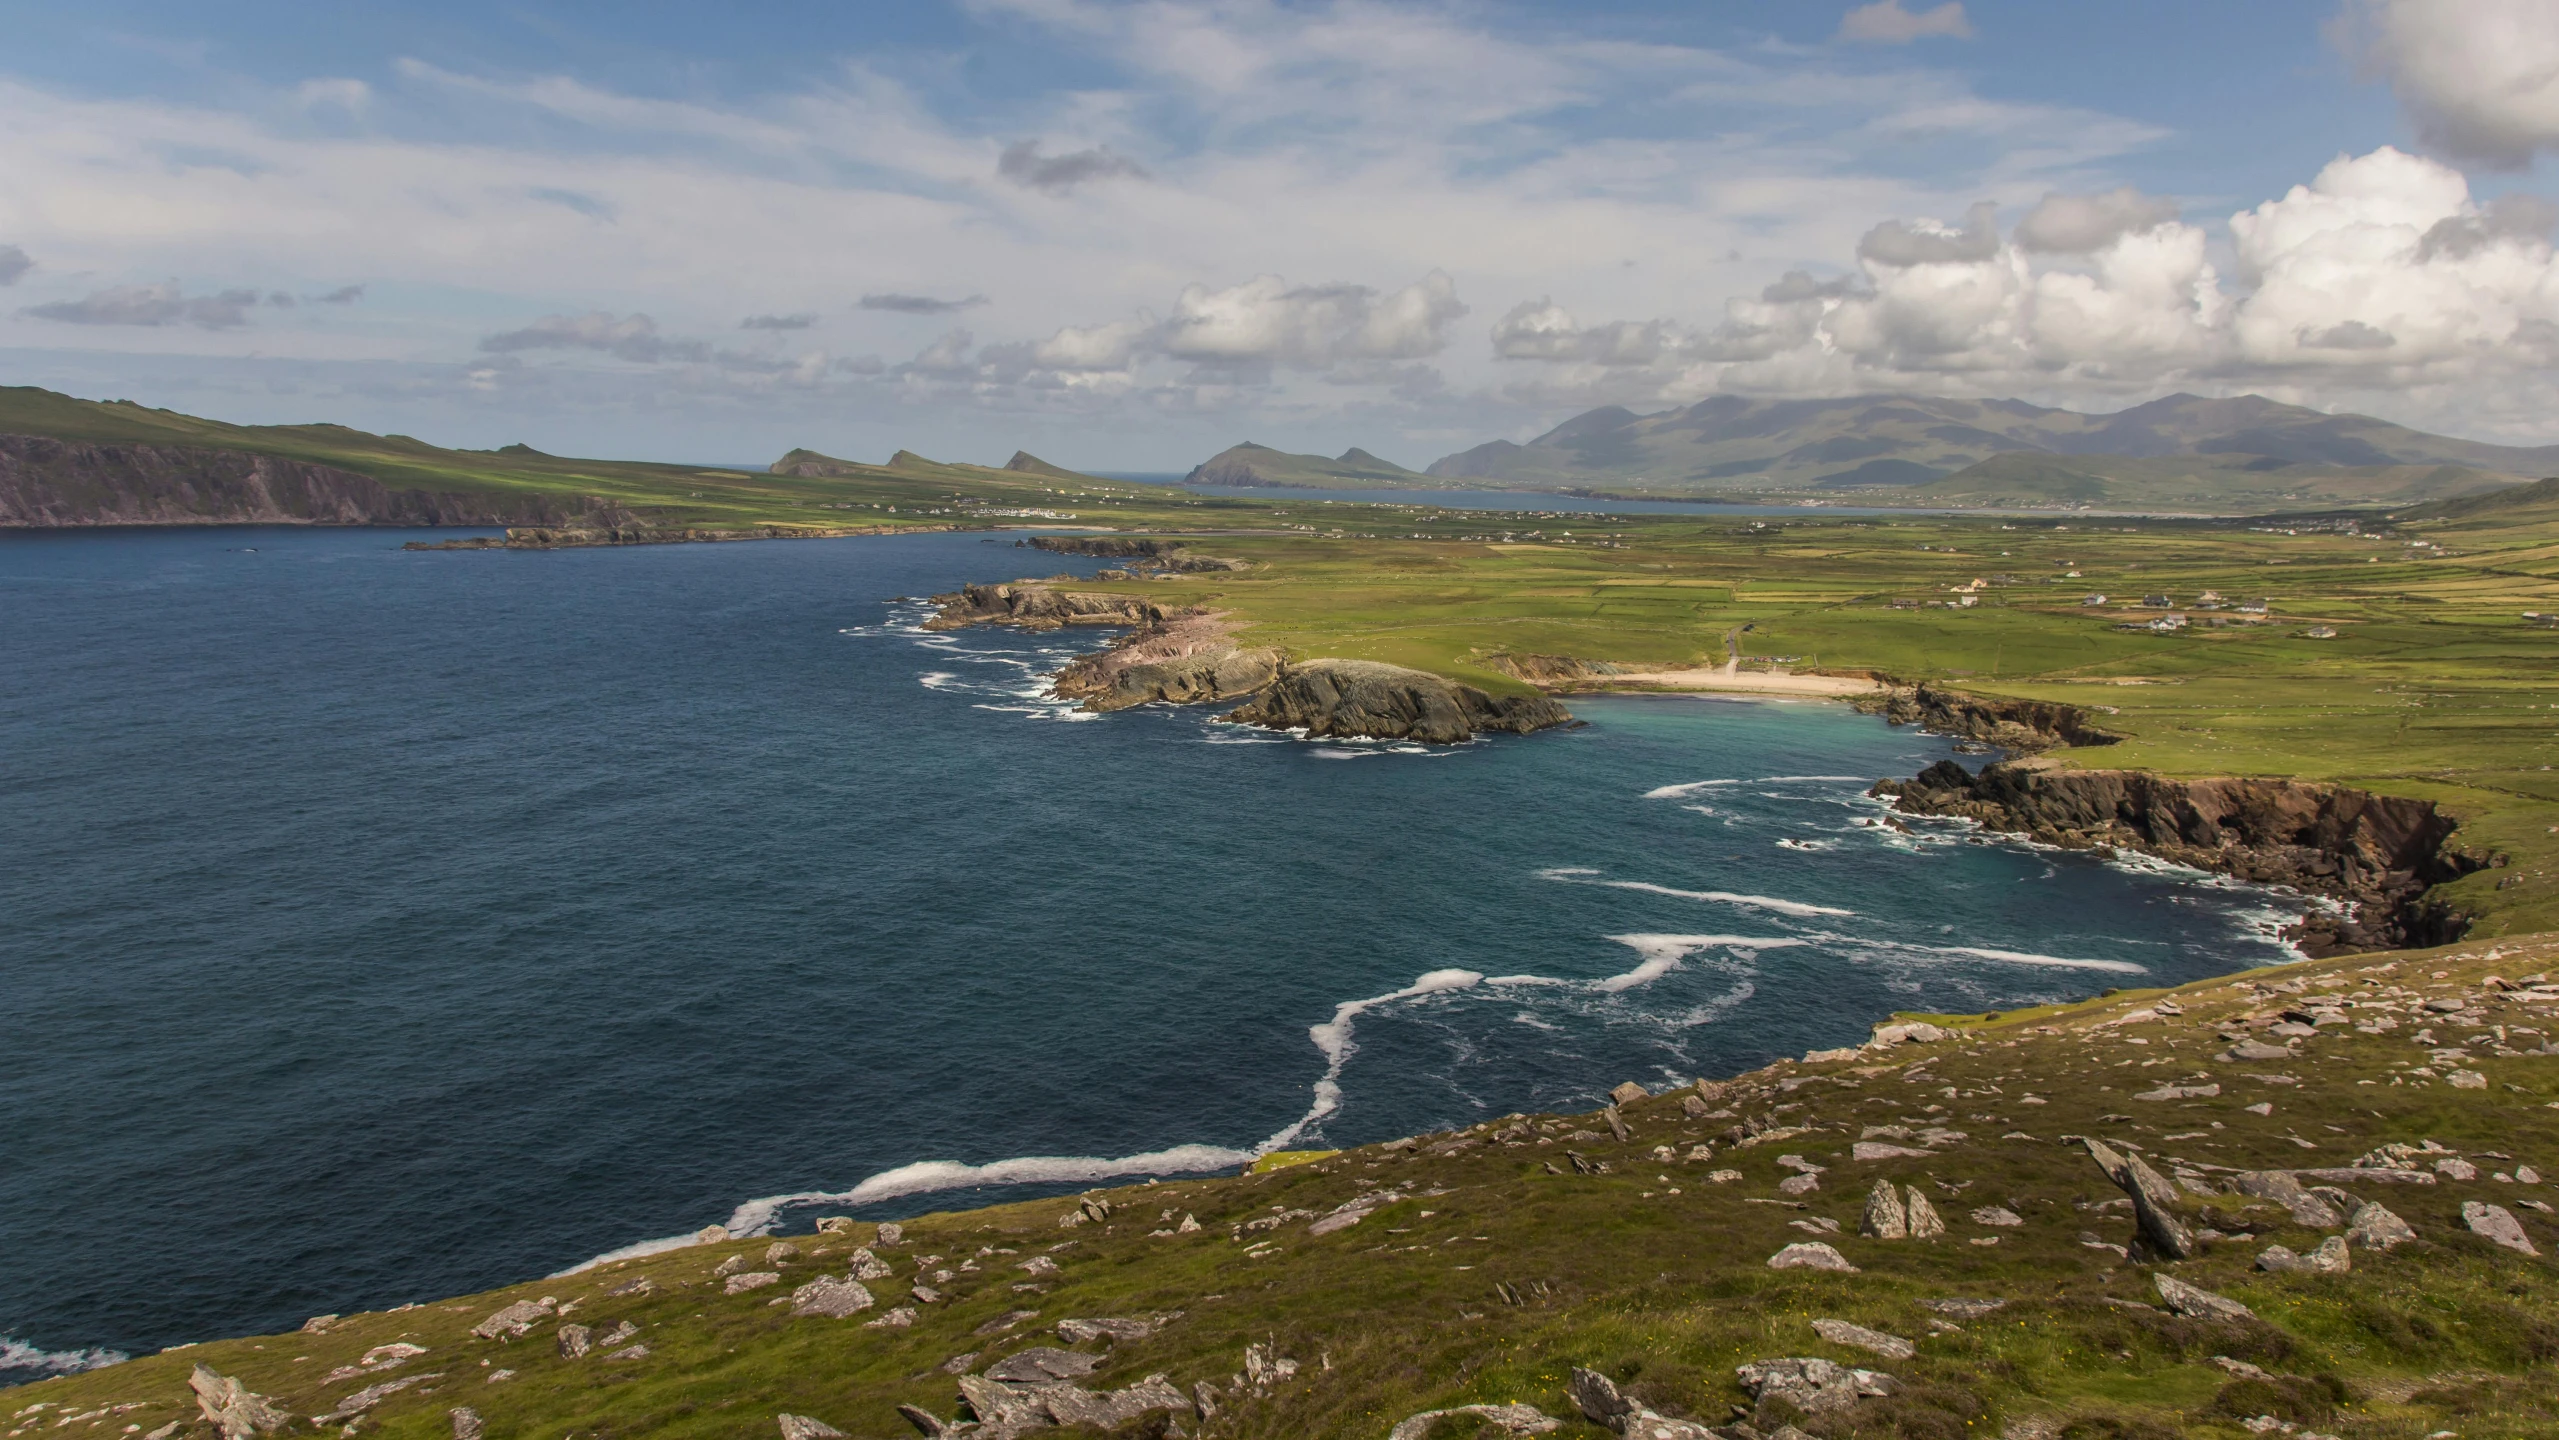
0, 527, 2300, 1373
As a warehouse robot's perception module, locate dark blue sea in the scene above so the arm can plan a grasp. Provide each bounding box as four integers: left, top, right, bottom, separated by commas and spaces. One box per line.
0, 527, 2305, 1378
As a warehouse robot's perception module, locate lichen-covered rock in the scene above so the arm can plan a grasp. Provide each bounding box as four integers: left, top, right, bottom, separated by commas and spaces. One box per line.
2347, 1202, 2418, 1250
1811, 1319, 1915, 1360
468, 1297, 555, 1340
724, 1270, 782, 1294
1387, 1401, 1561, 1440
790, 1275, 876, 1318
1905, 1188, 1947, 1238
776, 1413, 845, 1440
2465, 1201, 2539, 1254
2154, 1274, 2253, 1322
1767, 1242, 1857, 1272
1860, 1179, 1908, 1238
188, 1366, 291, 1440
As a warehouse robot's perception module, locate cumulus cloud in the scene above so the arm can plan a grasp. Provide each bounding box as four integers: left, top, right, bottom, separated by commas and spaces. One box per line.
742, 312, 818, 330
2340, 0, 2559, 169
0, 245, 30, 286
479, 311, 709, 363
1858, 201, 2000, 266
2014, 187, 2182, 253
1838, 1, 1973, 44
859, 293, 989, 315
313, 285, 365, 304
21, 281, 259, 329
1160, 271, 1466, 368
1493, 146, 2559, 407
996, 140, 1149, 193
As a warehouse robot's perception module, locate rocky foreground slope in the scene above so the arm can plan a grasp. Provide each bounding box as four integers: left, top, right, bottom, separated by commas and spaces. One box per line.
21, 936, 2559, 1440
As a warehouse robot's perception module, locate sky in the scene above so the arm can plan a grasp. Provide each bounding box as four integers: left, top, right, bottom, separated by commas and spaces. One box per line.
3, 0, 2559, 470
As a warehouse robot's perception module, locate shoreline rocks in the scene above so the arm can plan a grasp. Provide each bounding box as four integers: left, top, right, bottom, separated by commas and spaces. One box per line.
1874, 756, 2483, 952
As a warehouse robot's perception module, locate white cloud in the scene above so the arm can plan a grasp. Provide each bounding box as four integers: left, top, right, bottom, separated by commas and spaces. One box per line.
1838, 1, 1973, 45
2340, 0, 2559, 169
480, 311, 707, 363
1159, 271, 1465, 368
2013, 186, 2181, 253
1492, 147, 2559, 422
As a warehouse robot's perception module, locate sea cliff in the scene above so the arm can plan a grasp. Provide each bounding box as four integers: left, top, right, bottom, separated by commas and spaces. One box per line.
0, 435, 580, 528
1875, 756, 2485, 953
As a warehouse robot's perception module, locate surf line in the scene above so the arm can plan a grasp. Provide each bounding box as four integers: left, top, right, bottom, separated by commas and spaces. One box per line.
1536, 866, 1854, 919
558, 933, 1793, 1273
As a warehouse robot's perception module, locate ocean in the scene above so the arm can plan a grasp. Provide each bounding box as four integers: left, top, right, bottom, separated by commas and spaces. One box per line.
0, 526, 2305, 1377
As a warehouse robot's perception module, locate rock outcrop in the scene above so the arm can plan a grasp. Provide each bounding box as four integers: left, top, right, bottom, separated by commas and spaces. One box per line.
1874, 756, 2483, 952
1048, 612, 1282, 711
925, 583, 1170, 632
1855, 683, 2121, 752
1220, 658, 1573, 743
0, 435, 582, 528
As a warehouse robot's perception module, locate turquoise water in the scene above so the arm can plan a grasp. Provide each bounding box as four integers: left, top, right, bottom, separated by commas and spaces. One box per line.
0, 527, 2303, 1375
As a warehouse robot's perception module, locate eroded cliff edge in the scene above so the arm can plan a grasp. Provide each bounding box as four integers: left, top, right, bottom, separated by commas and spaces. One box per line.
1875, 755, 2486, 954
0, 436, 580, 527
926, 581, 1571, 743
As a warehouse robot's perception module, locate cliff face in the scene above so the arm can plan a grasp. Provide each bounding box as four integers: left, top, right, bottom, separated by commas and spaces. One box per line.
1856, 683, 2122, 752
1222, 659, 1575, 744
1049, 611, 1282, 712
1874, 757, 2484, 953
0, 435, 578, 527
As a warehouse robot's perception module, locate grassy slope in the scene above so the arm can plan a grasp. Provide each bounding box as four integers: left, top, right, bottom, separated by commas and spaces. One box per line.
22, 938, 2559, 1439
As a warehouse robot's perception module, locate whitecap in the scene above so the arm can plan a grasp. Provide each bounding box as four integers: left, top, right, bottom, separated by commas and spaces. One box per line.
1596, 932, 1805, 992
0, 1337, 128, 1377
1774, 838, 1836, 852
1641, 779, 1740, 799
1534, 866, 1852, 918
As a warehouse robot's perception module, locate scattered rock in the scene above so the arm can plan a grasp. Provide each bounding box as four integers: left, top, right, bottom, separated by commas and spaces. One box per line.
2084, 1138, 2194, 1260
1605, 1105, 1632, 1142
1860, 1179, 1908, 1239
2154, 1274, 2253, 1323
696, 1224, 731, 1244
877, 1222, 906, 1245
1920, 1298, 2007, 1319
1058, 1316, 1168, 1344
1683, 1095, 1713, 1119
1811, 1319, 1916, 1360
314, 1374, 440, 1424
2230, 1172, 2342, 1228
896, 1401, 948, 1436
604, 1276, 657, 1298
1970, 1207, 2023, 1227
2449, 1070, 2489, 1090
468, 1297, 555, 1341
603, 1344, 649, 1361
2346, 1202, 2417, 1250
866, 1306, 920, 1329
1768, 1242, 1858, 1272
1777, 1173, 1821, 1197
1611, 1082, 1650, 1106
1906, 1189, 1947, 1238
2464, 1201, 2539, 1255
844, 1247, 896, 1281
712, 1254, 748, 1279
2435, 1156, 2480, 1180
765, 1241, 802, 1265
814, 1216, 857, 1235
776, 1414, 846, 1440
1736, 1357, 1898, 1415
2221, 1041, 2294, 1062
188, 1366, 291, 1440
1018, 1254, 1062, 1278
985, 1347, 1103, 1384
1852, 1142, 1937, 1162
556, 1323, 592, 1359
594, 1320, 638, 1348
791, 1275, 877, 1318
300, 1315, 338, 1334
449, 1407, 483, 1440
2133, 1083, 2221, 1102
2256, 1238, 2349, 1274
1388, 1402, 1561, 1440
725, 1271, 782, 1295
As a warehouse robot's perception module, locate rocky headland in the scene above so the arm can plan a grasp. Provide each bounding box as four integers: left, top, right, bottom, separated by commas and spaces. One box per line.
1026, 536, 1251, 573
927, 582, 1573, 743
1875, 757, 2486, 953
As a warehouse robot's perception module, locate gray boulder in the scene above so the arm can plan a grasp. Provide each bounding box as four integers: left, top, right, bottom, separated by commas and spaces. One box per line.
1811, 1319, 1915, 1360
1388, 1402, 1561, 1440
2464, 1201, 2539, 1255
468, 1297, 555, 1340
2154, 1274, 2253, 1323
776, 1416, 845, 1440
1905, 1189, 1946, 1238
556, 1323, 592, 1359
2084, 1138, 2194, 1260
1736, 1358, 1896, 1415
2346, 1202, 2417, 1250
984, 1347, 1100, 1384
1767, 1242, 1857, 1272
449, 1408, 483, 1440
2230, 1171, 2342, 1228
790, 1275, 877, 1318
1858, 1180, 1907, 1239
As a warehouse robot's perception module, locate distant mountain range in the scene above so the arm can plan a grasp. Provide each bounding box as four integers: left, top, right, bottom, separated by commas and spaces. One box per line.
1188, 393, 2559, 511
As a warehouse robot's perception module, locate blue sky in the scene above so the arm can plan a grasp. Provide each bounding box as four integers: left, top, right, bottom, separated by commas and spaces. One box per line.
1, 0, 2554, 468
